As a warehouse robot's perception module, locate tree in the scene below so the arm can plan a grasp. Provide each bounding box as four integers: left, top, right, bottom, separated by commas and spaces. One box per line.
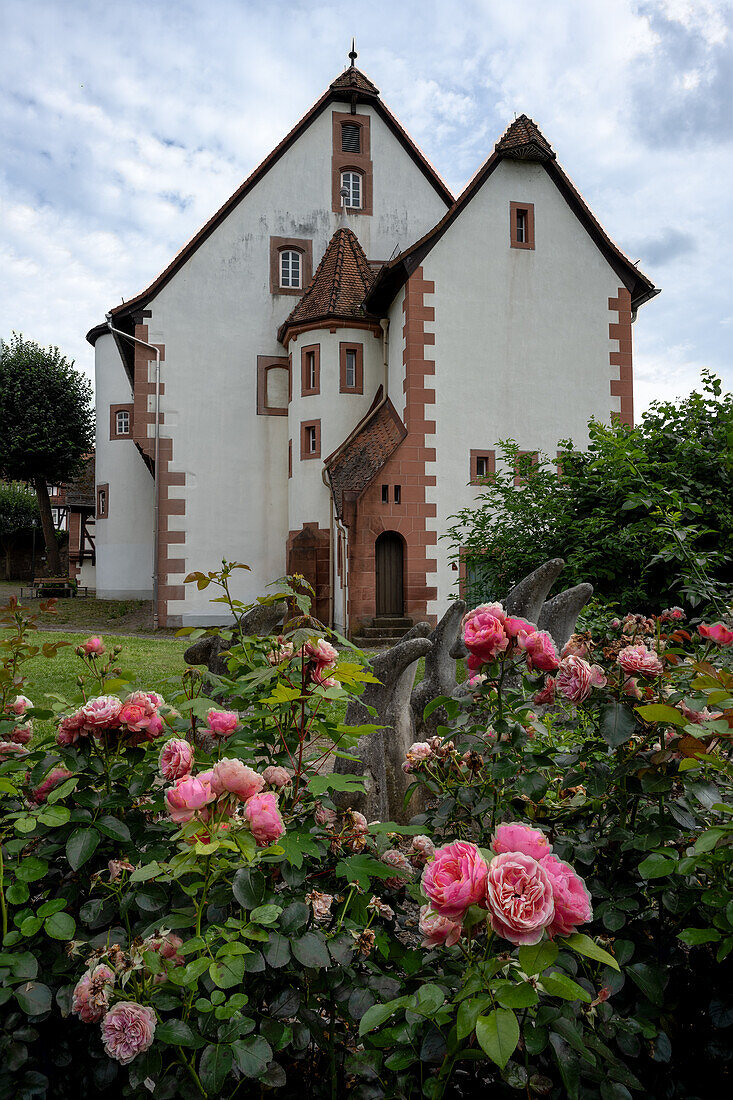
0, 482, 40, 580
0, 334, 94, 575
446, 371, 733, 615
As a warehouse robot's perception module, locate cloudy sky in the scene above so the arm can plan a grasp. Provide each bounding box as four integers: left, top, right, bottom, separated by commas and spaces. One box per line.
1, 0, 731, 416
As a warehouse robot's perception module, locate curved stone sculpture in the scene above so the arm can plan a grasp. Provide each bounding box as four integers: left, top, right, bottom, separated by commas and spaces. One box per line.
411, 600, 467, 739
504, 558, 566, 625
537, 583, 594, 651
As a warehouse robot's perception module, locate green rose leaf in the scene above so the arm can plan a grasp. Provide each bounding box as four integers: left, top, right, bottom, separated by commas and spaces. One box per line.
156, 1019, 205, 1047
210, 955, 246, 989
540, 973, 592, 1003
46, 777, 78, 804
476, 1008, 520, 1069
562, 933, 620, 971
638, 853, 677, 879
249, 904, 282, 926
44, 912, 76, 941
199, 1044, 233, 1094
494, 981, 539, 1009
262, 933, 291, 969
232, 869, 266, 909
15, 857, 48, 883
20, 917, 43, 937
66, 827, 100, 871
291, 932, 331, 970
6, 883, 29, 904
232, 1035, 273, 1078
600, 701, 638, 749
95, 815, 131, 842
37, 805, 70, 827
456, 995, 492, 1041
359, 997, 408, 1036
518, 939, 558, 976
635, 704, 688, 727
678, 927, 721, 945
627, 963, 666, 1006
15, 981, 52, 1016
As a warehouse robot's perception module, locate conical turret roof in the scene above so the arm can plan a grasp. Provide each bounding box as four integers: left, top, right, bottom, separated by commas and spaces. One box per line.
495, 114, 555, 161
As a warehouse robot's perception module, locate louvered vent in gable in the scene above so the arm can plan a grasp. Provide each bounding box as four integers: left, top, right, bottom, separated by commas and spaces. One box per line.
341, 122, 361, 153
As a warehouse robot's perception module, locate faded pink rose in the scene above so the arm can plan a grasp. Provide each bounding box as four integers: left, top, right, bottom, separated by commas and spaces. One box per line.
492, 821, 552, 862
464, 607, 510, 664
31, 767, 73, 804
617, 644, 664, 677
403, 741, 433, 772
589, 664, 607, 689
56, 710, 85, 745
661, 607, 685, 623
305, 638, 339, 668
409, 835, 436, 867
262, 765, 292, 789
80, 695, 123, 729
126, 690, 164, 709
108, 858, 135, 880
698, 622, 733, 646
518, 630, 560, 673
0, 741, 29, 756
622, 676, 643, 699
205, 708, 239, 738
315, 803, 337, 826
10, 695, 32, 715
381, 848, 413, 888
350, 811, 368, 834
534, 677, 556, 705
159, 739, 194, 781
267, 636, 294, 665
146, 932, 184, 966
244, 791, 285, 846
419, 904, 462, 948
311, 666, 337, 688
421, 840, 489, 921
556, 655, 593, 704
210, 758, 265, 801
486, 852, 555, 946
165, 773, 215, 824
101, 1001, 156, 1064
561, 635, 590, 659
82, 636, 105, 656
540, 854, 593, 937
9, 725, 32, 745
72, 964, 115, 1023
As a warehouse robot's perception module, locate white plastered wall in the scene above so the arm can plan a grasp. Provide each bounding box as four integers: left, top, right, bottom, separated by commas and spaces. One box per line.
121, 103, 448, 625
425, 159, 625, 619
94, 333, 154, 597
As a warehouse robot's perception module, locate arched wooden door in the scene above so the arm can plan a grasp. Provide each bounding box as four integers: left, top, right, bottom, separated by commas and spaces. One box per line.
375, 532, 404, 617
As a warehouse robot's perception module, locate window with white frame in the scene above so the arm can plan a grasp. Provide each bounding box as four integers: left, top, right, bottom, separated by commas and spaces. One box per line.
306, 426, 317, 453
280, 249, 302, 289
115, 409, 130, 435
306, 351, 316, 391
345, 349, 357, 388
340, 170, 362, 209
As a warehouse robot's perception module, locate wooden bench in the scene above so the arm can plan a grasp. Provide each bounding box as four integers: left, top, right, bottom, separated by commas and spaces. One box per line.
19, 577, 89, 598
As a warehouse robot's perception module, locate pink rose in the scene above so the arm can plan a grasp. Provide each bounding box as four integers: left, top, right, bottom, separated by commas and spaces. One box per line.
30, 767, 73, 804
305, 638, 339, 668
409, 835, 436, 867
72, 964, 115, 1023
210, 758, 265, 801
381, 848, 413, 889
315, 803, 337, 826
698, 622, 733, 646
539, 854, 593, 937
126, 690, 164, 709
486, 852, 555, 946
492, 821, 552, 862
533, 677, 556, 705
503, 615, 536, 639
464, 607, 509, 663
8, 725, 32, 745
556, 655, 593, 703
159, 739, 194, 781
312, 666, 338, 688
267, 636, 294, 665
661, 607, 685, 623
141, 712, 164, 739
165, 773, 215, 823
117, 703, 148, 731
262, 765, 292, 789
518, 630, 560, 672
80, 695, 122, 729
101, 1001, 156, 1064
205, 708, 239, 738
56, 710, 85, 745
589, 664, 607, 689
0, 741, 29, 756
421, 840, 489, 920
419, 904, 462, 948
617, 644, 664, 677
146, 932, 184, 966
244, 791, 285, 846
10, 695, 32, 715
462, 602, 506, 627
82, 636, 105, 656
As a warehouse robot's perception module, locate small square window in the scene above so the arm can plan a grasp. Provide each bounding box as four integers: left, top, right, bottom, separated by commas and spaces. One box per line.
300, 420, 321, 460
470, 450, 496, 484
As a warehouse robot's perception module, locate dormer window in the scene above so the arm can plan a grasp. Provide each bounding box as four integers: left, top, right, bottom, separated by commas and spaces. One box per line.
115, 409, 130, 435
341, 122, 361, 153
340, 170, 362, 210
280, 249, 302, 289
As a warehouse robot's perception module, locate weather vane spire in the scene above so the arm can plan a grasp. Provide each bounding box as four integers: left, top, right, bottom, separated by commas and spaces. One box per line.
349, 37, 357, 67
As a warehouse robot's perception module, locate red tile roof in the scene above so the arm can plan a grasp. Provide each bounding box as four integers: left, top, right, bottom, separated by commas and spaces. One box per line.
278, 227, 379, 343
324, 388, 407, 519
495, 114, 555, 160
330, 66, 380, 96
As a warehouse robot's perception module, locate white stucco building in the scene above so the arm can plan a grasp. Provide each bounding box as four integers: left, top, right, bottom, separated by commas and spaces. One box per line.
88, 57, 658, 632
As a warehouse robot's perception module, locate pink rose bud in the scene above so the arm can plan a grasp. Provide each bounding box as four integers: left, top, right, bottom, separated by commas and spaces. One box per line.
165, 773, 215, 823
244, 791, 285, 847
205, 708, 239, 738
419, 904, 462, 948
518, 630, 560, 672
101, 1001, 157, 1064
698, 622, 733, 646
492, 821, 552, 862
617, 644, 664, 677
539, 854, 593, 937
210, 758, 265, 801
159, 738, 194, 781
421, 840, 489, 920
262, 765, 292, 789
82, 636, 105, 656
486, 851, 555, 945
555, 655, 594, 703
10, 695, 32, 715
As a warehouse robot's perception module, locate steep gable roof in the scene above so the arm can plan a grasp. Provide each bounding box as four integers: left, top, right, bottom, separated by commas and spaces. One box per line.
324, 387, 407, 520
277, 227, 378, 344
366, 115, 658, 315
86, 64, 452, 345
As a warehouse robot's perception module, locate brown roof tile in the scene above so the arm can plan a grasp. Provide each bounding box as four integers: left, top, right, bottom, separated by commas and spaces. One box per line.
495, 114, 555, 159
64, 454, 95, 509
330, 65, 380, 96
278, 227, 378, 342
324, 388, 406, 519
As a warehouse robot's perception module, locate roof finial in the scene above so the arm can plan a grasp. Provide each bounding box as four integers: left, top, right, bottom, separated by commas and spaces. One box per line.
348, 38, 357, 67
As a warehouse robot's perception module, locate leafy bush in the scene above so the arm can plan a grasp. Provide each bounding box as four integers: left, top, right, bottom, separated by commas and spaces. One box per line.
447, 370, 733, 614
1, 574, 732, 1099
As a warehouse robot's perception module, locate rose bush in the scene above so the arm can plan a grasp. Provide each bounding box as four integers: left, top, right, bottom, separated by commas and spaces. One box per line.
1, 572, 732, 1099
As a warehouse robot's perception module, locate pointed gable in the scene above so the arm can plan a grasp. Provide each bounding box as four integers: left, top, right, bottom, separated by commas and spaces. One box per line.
495, 114, 555, 161
278, 227, 378, 344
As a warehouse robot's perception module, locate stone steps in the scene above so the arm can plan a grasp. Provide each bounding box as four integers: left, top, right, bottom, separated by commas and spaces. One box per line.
351, 617, 414, 649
